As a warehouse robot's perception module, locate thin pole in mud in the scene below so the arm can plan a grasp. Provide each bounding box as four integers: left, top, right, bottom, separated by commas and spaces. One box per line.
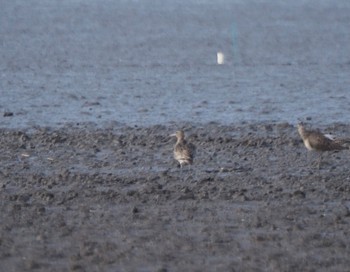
231, 21, 240, 65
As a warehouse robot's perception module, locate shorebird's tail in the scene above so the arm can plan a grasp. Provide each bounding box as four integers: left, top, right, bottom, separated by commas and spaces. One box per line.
334, 138, 350, 149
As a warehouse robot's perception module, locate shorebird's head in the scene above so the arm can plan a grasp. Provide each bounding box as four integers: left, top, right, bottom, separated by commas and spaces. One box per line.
297, 122, 306, 137
170, 130, 185, 141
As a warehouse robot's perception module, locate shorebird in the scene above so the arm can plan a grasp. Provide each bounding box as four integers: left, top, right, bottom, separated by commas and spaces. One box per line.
170, 130, 195, 169
297, 122, 349, 168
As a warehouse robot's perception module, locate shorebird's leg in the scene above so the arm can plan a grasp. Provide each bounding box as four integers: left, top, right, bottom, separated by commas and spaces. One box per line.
181, 164, 188, 182
306, 151, 310, 165
187, 164, 192, 181
306, 151, 319, 169
316, 153, 323, 169
305, 151, 313, 169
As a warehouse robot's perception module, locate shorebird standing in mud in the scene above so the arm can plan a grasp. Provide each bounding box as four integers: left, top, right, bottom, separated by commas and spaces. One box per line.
170, 130, 195, 170
297, 122, 349, 168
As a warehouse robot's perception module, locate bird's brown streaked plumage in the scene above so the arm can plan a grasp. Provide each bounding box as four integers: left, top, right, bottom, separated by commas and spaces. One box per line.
297, 123, 347, 151
170, 130, 195, 167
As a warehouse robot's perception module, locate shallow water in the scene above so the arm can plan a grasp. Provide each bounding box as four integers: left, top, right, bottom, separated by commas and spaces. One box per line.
1, 0, 350, 128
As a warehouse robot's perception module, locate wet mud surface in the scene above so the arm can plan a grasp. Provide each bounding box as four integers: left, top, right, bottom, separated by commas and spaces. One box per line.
1, 122, 350, 271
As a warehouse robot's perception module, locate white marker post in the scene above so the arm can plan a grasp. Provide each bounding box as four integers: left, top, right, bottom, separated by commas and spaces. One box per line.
217, 52, 224, 64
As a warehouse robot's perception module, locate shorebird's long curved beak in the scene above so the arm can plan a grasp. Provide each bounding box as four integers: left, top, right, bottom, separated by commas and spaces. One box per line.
170, 133, 176, 137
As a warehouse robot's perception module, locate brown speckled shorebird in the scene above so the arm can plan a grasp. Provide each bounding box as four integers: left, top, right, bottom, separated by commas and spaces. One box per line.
170, 130, 195, 169
297, 122, 349, 168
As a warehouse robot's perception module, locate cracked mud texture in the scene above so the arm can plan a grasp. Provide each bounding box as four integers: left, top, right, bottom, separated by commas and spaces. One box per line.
1, 122, 350, 271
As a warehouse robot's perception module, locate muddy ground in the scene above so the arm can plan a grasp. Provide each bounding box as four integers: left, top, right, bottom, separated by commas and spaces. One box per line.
1, 122, 350, 271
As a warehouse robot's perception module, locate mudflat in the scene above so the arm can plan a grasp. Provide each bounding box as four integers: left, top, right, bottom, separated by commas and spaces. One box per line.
1, 122, 350, 271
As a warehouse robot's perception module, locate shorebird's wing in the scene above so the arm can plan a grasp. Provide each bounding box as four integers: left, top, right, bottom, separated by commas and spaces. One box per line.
308, 131, 344, 151
174, 143, 193, 163
188, 142, 196, 157
334, 138, 350, 149
324, 133, 336, 140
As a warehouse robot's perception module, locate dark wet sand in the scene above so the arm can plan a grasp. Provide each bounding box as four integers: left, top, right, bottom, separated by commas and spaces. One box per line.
1, 122, 350, 271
